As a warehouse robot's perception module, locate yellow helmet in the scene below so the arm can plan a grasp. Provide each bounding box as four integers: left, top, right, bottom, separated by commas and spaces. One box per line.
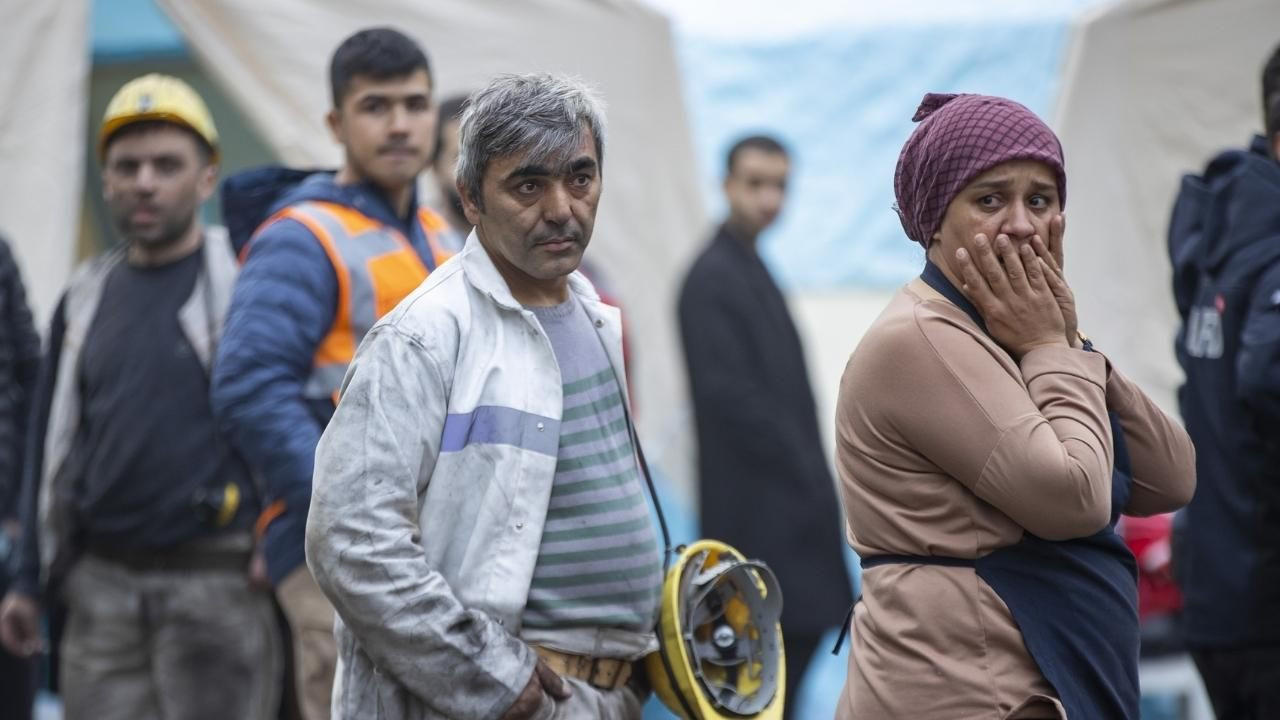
646, 539, 786, 719
99, 74, 219, 162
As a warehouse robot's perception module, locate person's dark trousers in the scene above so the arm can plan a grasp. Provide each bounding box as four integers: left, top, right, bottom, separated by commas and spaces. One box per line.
782, 632, 822, 720
0, 642, 35, 720
0, 554, 36, 720
1191, 646, 1280, 719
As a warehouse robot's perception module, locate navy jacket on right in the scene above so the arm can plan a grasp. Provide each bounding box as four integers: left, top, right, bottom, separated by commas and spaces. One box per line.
1170, 134, 1280, 648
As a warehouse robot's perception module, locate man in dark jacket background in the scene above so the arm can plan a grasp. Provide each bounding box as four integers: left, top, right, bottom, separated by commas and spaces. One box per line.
1170, 40, 1280, 720
677, 135, 853, 719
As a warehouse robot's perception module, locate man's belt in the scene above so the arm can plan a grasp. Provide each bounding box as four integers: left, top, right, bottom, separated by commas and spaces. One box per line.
534, 645, 634, 691
85, 534, 252, 573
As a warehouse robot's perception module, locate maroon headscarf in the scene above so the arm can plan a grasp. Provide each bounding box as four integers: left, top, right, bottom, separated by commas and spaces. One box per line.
893, 93, 1066, 248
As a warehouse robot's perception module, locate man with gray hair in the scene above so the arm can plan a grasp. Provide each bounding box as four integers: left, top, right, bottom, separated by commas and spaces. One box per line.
307, 73, 660, 720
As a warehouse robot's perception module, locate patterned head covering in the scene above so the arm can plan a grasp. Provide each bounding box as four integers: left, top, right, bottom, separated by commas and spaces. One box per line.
893, 93, 1066, 247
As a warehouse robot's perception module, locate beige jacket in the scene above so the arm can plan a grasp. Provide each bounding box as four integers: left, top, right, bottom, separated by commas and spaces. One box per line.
834, 279, 1195, 719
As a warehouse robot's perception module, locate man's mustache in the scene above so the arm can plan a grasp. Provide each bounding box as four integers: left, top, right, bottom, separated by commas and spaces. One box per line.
378, 140, 418, 154
530, 226, 584, 246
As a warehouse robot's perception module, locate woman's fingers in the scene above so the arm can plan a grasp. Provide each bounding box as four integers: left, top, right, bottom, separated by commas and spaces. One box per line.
1034, 239, 1073, 299
1022, 243, 1048, 290
955, 238, 1068, 357
975, 234, 1014, 296
1031, 234, 1064, 279
956, 245, 996, 308
1040, 257, 1065, 292
998, 235, 1032, 294
1039, 256, 1079, 344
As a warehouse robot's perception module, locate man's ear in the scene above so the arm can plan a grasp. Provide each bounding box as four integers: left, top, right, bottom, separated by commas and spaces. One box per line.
196, 163, 218, 204
458, 177, 481, 226
325, 108, 342, 145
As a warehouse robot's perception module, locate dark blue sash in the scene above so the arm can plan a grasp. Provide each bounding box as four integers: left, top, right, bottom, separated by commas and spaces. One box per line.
862, 263, 1140, 719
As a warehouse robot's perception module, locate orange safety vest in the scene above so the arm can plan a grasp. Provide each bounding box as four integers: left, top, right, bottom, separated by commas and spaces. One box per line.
271, 200, 452, 402
251, 200, 453, 539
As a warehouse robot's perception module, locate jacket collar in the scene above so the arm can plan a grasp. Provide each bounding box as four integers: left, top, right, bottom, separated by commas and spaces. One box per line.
714, 222, 760, 257
459, 230, 601, 311
181, 225, 238, 370
279, 172, 421, 232
344, 176, 421, 231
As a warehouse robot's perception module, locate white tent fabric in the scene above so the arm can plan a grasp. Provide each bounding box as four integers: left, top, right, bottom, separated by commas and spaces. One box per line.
0, 0, 90, 325
1054, 0, 1280, 414
156, 0, 708, 495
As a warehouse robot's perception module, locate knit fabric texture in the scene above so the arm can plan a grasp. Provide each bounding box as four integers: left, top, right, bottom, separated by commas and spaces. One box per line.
894, 93, 1066, 247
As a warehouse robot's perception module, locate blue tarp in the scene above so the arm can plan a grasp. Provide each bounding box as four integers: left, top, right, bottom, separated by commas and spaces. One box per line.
92, 0, 186, 61
678, 18, 1081, 292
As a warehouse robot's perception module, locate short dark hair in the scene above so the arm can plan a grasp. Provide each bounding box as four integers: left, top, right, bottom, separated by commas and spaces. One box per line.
433, 93, 470, 164
103, 120, 214, 165
725, 134, 788, 175
329, 27, 432, 107
1263, 42, 1280, 140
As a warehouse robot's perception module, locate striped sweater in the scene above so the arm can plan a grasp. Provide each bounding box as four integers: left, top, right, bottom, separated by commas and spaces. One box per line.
522, 297, 663, 633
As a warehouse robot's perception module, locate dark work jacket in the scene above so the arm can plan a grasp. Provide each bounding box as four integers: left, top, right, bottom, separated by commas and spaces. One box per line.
1170, 135, 1280, 648
0, 235, 40, 523
678, 225, 853, 637
0, 234, 39, 595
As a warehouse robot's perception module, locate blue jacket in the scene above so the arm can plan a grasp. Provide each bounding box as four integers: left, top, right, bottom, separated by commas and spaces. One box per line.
212, 170, 445, 585
1170, 135, 1280, 648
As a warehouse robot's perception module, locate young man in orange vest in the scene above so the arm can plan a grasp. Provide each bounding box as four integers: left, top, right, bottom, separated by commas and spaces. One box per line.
211, 27, 454, 720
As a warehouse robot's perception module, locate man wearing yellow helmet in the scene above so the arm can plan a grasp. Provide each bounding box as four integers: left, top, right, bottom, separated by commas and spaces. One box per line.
0, 74, 280, 720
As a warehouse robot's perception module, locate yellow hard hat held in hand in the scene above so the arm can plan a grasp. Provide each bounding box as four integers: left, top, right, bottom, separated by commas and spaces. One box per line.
646, 539, 786, 720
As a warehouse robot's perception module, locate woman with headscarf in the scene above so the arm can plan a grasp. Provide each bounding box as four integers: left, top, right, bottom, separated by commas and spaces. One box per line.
833, 93, 1196, 719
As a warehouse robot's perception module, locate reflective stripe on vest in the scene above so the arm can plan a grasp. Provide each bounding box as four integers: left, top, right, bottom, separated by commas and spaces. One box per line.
267, 200, 452, 402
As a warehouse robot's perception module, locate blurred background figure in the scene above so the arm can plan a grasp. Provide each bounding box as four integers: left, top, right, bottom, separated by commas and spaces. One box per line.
1169, 40, 1280, 720
431, 92, 471, 237
0, 73, 280, 720
677, 135, 853, 719
0, 229, 43, 720
211, 27, 453, 720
